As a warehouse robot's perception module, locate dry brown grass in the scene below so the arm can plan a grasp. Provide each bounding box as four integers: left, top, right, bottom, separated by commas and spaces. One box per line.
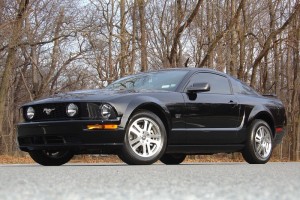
0, 153, 293, 164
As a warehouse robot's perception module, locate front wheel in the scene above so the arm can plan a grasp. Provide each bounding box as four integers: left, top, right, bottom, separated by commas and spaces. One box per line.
160, 154, 186, 165
29, 150, 74, 166
118, 110, 167, 165
242, 119, 273, 164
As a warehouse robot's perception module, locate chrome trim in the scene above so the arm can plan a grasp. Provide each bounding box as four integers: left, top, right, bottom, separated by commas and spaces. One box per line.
173, 112, 245, 132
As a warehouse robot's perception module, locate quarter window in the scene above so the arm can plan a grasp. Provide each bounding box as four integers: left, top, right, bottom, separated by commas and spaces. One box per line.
231, 79, 259, 96
186, 73, 231, 94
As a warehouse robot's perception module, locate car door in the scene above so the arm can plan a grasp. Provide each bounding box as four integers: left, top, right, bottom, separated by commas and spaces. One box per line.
172, 72, 242, 145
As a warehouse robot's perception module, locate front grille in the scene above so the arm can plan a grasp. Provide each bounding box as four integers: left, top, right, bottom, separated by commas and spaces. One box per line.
86, 103, 102, 119
23, 102, 117, 121
24, 103, 81, 121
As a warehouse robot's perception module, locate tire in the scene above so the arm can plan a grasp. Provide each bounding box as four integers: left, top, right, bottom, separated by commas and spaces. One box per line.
242, 119, 273, 164
160, 154, 186, 165
118, 110, 167, 165
29, 150, 74, 166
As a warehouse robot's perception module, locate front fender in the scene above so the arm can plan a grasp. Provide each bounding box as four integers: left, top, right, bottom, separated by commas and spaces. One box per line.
116, 96, 171, 129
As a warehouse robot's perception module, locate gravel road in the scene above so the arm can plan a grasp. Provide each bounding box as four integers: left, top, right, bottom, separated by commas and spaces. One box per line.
0, 162, 299, 200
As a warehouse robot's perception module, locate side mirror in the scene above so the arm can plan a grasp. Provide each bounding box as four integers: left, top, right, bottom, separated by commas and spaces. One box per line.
187, 82, 210, 93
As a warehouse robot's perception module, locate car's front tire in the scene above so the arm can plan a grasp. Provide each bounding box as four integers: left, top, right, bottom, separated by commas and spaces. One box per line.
160, 154, 186, 165
29, 150, 74, 166
242, 119, 273, 164
118, 110, 167, 165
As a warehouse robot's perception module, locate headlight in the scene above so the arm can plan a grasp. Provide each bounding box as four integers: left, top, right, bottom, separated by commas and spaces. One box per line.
26, 107, 35, 120
100, 104, 112, 119
66, 103, 78, 117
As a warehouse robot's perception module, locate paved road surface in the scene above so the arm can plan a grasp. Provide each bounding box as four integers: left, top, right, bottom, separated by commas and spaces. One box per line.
0, 162, 299, 200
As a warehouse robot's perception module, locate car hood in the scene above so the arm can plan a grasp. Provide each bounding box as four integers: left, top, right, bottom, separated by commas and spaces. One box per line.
23, 89, 171, 106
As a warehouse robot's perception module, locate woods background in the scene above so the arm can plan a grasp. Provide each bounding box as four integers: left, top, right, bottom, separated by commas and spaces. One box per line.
0, 0, 299, 161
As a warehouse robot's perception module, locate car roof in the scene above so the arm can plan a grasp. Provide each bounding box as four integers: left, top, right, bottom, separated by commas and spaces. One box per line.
154, 67, 228, 76
119, 67, 229, 80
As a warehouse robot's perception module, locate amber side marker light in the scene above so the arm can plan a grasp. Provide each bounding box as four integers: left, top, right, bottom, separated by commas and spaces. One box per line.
87, 124, 118, 130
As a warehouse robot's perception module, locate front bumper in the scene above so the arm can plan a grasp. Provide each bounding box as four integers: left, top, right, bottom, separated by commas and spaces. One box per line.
17, 120, 125, 153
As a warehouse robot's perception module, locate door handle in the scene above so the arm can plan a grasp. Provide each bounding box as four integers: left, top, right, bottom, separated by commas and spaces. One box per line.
229, 100, 238, 108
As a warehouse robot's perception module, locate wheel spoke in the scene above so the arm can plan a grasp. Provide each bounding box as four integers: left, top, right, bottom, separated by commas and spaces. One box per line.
129, 137, 141, 145
132, 141, 142, 150
147, 123, 153, 133
142, 143, 147, 156
256, 144, 263, 155
146, 143, 152, 155
255, 134, 262, 142
143, 120, 148, 131
132, 123, 143, 133
130, 125, 142, 137
263, 128, 268, 138
149, 138, 160, 145
150, 134, 161, 139
262, 146, 267, 157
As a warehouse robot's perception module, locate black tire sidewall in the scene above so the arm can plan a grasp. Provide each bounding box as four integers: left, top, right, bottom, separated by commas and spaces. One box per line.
29, 150, 74, 166
160, 154, 186, 165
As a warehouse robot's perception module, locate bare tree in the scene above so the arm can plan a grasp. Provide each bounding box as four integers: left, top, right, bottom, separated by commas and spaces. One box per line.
137, 0, 148, 71
0, 0, 29, 153
250, 3, 300, 88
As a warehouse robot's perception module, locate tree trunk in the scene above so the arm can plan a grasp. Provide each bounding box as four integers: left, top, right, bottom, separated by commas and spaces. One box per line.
250, 3, 300, 87
268, 0, 280, 95
35, 8, 64, 99
290, 11, 300, 161
138, 0, 148, 72
129, 0, 138, 74
237, 2, 246, 80
0, 0, 29, 154
168, 0, 203, 67
229, 0, 238, 77
199, 0, 244, 67
120, 0, 127, 77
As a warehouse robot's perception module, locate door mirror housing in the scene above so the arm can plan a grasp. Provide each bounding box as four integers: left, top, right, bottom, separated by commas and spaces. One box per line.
187, 82, 210, 93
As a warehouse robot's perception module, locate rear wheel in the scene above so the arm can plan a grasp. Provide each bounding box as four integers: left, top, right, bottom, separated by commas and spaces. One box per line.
118, 111, 167, 165
242, 119, 273, 164
160, 154, 186, 165
29, 150, 74, 166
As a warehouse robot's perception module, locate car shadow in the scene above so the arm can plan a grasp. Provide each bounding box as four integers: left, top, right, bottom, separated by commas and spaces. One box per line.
0, 162, 246, 167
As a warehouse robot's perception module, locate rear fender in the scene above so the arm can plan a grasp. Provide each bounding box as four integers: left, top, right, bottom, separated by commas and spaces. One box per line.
247, 105, 275, 134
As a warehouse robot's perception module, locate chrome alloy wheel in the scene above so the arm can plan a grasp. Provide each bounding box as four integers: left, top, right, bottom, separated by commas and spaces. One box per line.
254, 126, 272, 159
128, 117, 162, 158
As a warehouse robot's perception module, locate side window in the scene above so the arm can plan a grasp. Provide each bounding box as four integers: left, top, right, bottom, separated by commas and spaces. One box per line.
186, 73, 231, 94
231, 78, 259, 96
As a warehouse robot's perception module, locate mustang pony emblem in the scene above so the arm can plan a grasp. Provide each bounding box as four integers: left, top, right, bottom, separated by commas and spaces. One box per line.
43, 108, 55, 115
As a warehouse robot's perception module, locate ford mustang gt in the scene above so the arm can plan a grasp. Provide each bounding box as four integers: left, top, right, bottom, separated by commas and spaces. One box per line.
17, 68, 286, 165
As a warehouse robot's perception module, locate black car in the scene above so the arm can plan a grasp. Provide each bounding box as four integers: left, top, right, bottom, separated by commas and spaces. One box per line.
17, 68, 286, 165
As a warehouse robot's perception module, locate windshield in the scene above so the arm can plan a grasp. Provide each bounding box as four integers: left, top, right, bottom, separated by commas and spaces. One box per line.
106, 70, 188, 91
